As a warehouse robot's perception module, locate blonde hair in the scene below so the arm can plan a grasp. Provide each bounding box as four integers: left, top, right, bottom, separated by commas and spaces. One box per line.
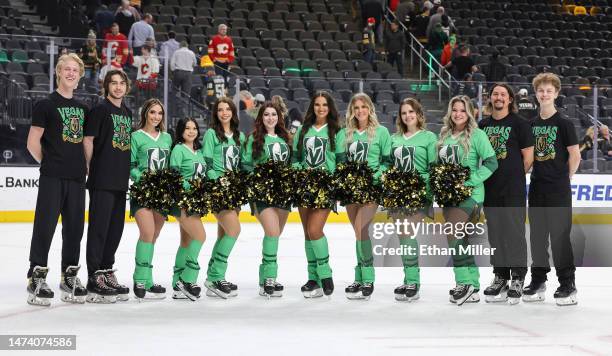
437, 95, 478, 161
532, 72, 561, 93
396, 97, 426, 134
345, 93, 380, 145
55, 53, 85, 86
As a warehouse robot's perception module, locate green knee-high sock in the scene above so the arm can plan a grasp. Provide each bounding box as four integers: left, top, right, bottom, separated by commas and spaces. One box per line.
310, 236, 332, 279
181, 239, 204, 283
305, 240, 319, 283
400, 237, 420, 285
354, 241, 362, 283
133, 240, 153, 284
172, 246, 188, 288
145, 243, 156, 289
449, 239, 476, 286
259, 236, 279, 285
207, 235, 237, 282
206, 238, 222, 275
358, 239, 375, 283
469, 266, 480, 290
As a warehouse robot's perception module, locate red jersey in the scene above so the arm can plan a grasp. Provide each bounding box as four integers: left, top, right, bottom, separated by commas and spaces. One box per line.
207, 35, 235, 64
102, 33, 129, 65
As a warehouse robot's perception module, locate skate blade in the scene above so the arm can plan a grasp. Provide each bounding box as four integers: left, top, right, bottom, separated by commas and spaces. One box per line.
302, 289, 324, 298
507, 297, 521, 305
522, 292, 545, 302
259, 288, 283, 298
86, 294, 117, 304
456, 288, 476, 306
208, 289, 237, 298
449, 294, 479, 304
60, 291, 86, 304
172, 291, 188, 300
555, 294, 578, 306
27, 294, 51, 306
116, 293, 129, 302
204, 284, 229, 299
177, 284, 199, 301
345, 292, 363, 300
144, 293, 166, 300
397, 293, 419, 302
485, 292, 509, 303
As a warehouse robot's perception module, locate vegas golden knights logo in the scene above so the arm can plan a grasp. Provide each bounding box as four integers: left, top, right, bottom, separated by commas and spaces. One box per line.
348, 141, 370, 162
393, 146, 415, 172
267, 142, 289, 163
147, 148, 169, 171
223, 145, 240, 170
304, 137, 328, 168
192, 162, 205, 179
439, 144, 460, 164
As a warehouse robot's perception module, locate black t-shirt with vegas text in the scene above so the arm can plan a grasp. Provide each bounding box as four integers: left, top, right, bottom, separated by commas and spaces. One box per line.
84, 98, 133, 192
31, 92, 88, 181
530, 112, 578, 194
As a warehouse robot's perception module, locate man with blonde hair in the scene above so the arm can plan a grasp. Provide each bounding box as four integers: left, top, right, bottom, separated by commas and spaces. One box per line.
26, 53, 89, 306
524, 73, 581, 306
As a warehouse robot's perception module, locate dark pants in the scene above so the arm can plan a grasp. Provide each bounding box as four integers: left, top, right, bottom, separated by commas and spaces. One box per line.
363, 49, 375, 64
387, 51, 404, 77
483, 194, 528, 280
29, 175, 85, 277
172, 69, 192, 95
214, 62, 229, 84
527, 189, 575, 283
86, 189, 127, 277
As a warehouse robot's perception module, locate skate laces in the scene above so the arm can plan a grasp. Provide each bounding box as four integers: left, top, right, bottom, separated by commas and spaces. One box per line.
219, 280, 231, 288
348, 282, 361, 289
96, 273, 114, 290
406, 283, 417, 291
455, 284, 468, 294
490, 276, 506, 289
510, 280, 523, 291
264, 278, 275, 287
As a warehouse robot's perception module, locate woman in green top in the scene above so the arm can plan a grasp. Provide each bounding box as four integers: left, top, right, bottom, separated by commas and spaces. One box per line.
242, 102, 292, 297
389, 98, 437, 302
168, 118, 207, 301
341, 93, 391, 301
202, 97, 245, 298
292, 91, 343, 298
130, 98, 173, 300
437, 95, 498, 306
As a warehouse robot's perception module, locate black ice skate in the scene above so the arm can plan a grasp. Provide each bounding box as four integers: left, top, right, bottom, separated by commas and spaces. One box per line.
345, 282, 362, 300
177, 279, 201, 301
395, 284, 419, 302
205, 280, 238, 298
172, 285, 187, 300
321, 277, 334, 297
103, 269, 130, 301
301, 280, 323, 298
484, 276, 509, 303
86, 270, 118, 304
27, 266, 54, 306
554, 281, 577, 306
60, 265, 87, 304
507, 279, 524, 305
451, 284, 476, 306
204, 280, 233, 299
522, 280, 546, 302
449, 287, 480, 304
134, 282, 146, 300
259, 278, 283, 298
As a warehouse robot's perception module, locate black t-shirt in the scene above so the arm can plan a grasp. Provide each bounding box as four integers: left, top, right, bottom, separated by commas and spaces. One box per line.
517, 98, 538, 121
84, 98, 132, 191
530, 112, 578, 194
479, 113, 534, 197
452, 55, 474, 80
31, 92, 88, 181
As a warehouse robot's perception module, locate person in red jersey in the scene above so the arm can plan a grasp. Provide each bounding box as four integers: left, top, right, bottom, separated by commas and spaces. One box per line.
102, 23, 129, 66
207, 24, 235, 84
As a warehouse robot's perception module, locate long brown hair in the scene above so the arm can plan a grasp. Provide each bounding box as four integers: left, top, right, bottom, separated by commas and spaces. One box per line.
210, 97, 240, 143
486, 83, 518, 114
396, 97, 426, 134
138, 98, 165, 132
296, 91, 341, 159
250, 101, 290, 160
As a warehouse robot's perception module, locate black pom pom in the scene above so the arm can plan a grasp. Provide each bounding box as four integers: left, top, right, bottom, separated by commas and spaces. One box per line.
179, 178, 213, 216
429, 162, 473, 207
379, 167, 428, 216
130, 168, 183, 213
248, 160, 294, 208
292, 168, 335, 209
209, 170, 250, 212
332, 161, 379, 205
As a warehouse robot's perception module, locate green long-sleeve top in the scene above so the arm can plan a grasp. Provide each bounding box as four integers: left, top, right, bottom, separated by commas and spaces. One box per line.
130, 129, 173, 183
437, 128, 498, 204
201, 128, 246, 180
291, 124, 344, 173
169, 143, 207, 190
389, 130, 438, 200
337, 126, 392, 183
241, 133, 291, 172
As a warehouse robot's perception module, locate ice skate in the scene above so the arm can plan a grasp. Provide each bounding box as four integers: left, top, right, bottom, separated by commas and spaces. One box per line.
27, 266, 54, 306
204, 280, 233, 299
259, 278, 283, 298
554, 281, 577, 306
86, 270, 117, 304
395, 284, 419, 302
177, 279, 201, 301
301, 280, 323, 298
103, 269, 130, 301
522, 280, 546, 302
484, 276, 509, 303
59, 265, 87, 304
507, 279, 524, 305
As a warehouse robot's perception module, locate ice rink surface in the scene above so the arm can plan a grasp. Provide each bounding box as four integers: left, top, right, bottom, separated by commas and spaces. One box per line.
1, 222, 611, 356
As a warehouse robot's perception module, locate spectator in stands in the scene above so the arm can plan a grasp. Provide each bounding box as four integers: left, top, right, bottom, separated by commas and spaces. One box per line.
94, 4, 115, 36
516, 88, 538, 120
208, 24, 235, 84
287, 107, 303, 136
426, 6, 454, 39
431, 0, 442, 13
385, 21, 406, 77
579, 125, 612, 160
170, 41, 197, 96
449, 45, 477, 83
441, 33, 457, 67
248, 94, 266, 119
427, 23, 448, 63
115, 0, 141, 37
102, 23, 129, 66
132, 45, 159, 97
79, 30, 102, 90
160, 31, 180, 62
412, 1, 432, 41
128, 13, 154, 56
204, 70, 226, 109
362, 0, 384, 45
362, 17, 377, 64
144, 37, 157, 56
98, 56, 124, 91
271, 95, 289, 121
485, 51, 507, 83
395, 0, 416, 31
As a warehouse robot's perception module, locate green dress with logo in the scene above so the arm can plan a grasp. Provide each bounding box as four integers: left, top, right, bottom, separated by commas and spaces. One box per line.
168, 143, 207, 218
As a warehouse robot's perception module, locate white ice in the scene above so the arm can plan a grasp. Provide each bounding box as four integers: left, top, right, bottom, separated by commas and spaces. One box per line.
0, 222, 611, 356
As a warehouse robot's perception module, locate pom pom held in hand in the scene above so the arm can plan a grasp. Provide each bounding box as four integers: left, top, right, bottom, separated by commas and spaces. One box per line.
292, 168, 335, 209
179, 178, 213, 216
209, 170, 250, 212
130, 168, 183, 213
429, 162, 473, 207
333, 161, 378, 205
379, 167, 428, 216
249, 160, 294, 208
